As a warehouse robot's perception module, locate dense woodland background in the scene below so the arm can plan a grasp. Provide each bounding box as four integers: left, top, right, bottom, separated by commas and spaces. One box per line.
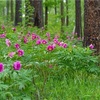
0, 0, 100, 54
0, 0, 100, 99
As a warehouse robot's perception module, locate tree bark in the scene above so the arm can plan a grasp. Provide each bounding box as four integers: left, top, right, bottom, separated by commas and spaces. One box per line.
84, 0, 100, 54
61, 0, 65, 32
7, 0, 10, 21
75, 0, 82, 37
33, 0, 44, 28
15, 0, 22, 26
55, 0, 57, 15
45, 0, 48, 29
11, 0, 14, 21
66, 0, 68, 26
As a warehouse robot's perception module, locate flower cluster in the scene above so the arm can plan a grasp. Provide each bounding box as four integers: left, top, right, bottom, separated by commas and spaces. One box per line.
0, 61, 22, 73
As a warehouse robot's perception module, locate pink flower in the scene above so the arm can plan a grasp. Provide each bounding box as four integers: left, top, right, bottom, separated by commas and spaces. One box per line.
26, 31, 31, 37
8, 52, 15, 58
14, 43, 20, 49
58, 42, 64, 47
89, 44, 94, 49
53, 38, 58, 44
54, 35, 59, 39
41, 39, 47, 44
52, 43, 56, 48
0, 63, 4, 73
12, 27, 16, 31
6, 39, 11, 47
36, 39, 41, 45
17, 49, 24, 57
24, 37, 28, 44
47, 45, 54, 51
13, 61, 21, 70
32, 33, 37, 40
36, 35, 40, 39
0, 33, 6, 38
46, 33, 50, 37
62, 43, 68, 48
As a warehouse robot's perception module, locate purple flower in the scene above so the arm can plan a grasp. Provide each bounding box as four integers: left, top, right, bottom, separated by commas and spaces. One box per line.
62, 43, 68, 48
36, 35, 40, 39
17, 49, 24, 57
41, 39, 47, 44
52, 43, 56, 48
13, 61, 21, 70
24, 37, 28, 44
58, 42, 64, 47
15, 43, 20, 49
46, 33, 50, 37
54, 35, 59, 39
0, 63, 4, 73
26, 31, 31, 37
32, 33, 37, 40
8, 52, 15, 58
36, 39, 41, 45
12, 27, 16, 31
47, 45, 55, 51
0, 33, 6, 38
53, 38, 58, 44
89, 44, 94, 49
6, 39, 11, 47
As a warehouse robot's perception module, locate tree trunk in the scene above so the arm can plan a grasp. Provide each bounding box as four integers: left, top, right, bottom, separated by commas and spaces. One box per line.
55, 0, 57, 15
7, 0, 10, 21
61, 0, 65, 32
15, 0, 22, 26
45, 0, 48, 29
75, 0, 82, 38
84, 0, 100, 54
11, 0, 14, 21
66, 0, 68, 26
33, 0, 44, 28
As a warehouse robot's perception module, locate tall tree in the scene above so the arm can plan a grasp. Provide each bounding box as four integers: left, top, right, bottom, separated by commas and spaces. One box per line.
33, 0, 44, 28
7, 0, 10, 21
45, 0, 48, 29
84, 0, 100, 54
60, 0, 65, 32
66, 0, 68, 26
55, 0, 57, 15
15, 0, 22, 26
11, 0, 14, 21
75, 0, 82, 37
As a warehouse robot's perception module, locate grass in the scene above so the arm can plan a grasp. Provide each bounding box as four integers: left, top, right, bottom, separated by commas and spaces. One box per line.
42, 73, 100, 100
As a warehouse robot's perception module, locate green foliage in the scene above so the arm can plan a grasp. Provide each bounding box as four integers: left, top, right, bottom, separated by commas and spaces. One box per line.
0, 0, 99, 99
56, 46, 99, 74
24, 0, 34, 26
0, 25, 99, 99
